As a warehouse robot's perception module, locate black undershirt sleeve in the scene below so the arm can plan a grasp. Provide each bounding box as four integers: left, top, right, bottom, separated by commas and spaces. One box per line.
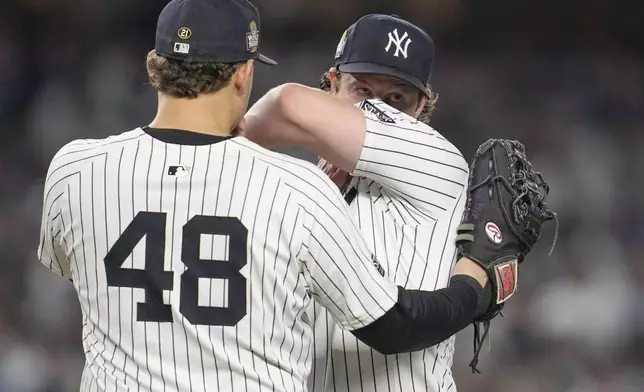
351, 275, 483, 355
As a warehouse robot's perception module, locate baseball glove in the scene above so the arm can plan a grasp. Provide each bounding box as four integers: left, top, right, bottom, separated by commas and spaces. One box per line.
455, 139, 557, 372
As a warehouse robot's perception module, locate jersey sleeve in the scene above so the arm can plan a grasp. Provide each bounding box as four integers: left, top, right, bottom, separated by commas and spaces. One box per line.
296, 190, 399, 331
38, 149, 72, 278
353, 100, 469, 219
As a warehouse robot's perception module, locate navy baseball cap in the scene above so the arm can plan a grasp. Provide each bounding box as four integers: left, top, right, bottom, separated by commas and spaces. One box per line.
155, 0, 276, 65
334, 14, 434, 95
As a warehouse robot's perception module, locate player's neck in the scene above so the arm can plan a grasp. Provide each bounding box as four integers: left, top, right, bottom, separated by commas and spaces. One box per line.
150, 93, 239, 137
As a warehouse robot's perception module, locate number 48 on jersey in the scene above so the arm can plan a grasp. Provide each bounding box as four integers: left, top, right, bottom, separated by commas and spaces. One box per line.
104, 212, 248, 327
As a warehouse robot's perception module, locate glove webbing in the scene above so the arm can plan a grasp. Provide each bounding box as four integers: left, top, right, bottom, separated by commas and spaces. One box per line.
507, 142, 559, 256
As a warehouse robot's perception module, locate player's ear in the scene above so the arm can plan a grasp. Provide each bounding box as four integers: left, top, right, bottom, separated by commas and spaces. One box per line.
329, 67, 339, 92
414, 90, 429, 118
233, 59, 254, 94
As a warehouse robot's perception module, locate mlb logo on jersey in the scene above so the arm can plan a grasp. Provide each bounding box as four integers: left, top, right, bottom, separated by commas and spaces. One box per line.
168, 165, 191, 177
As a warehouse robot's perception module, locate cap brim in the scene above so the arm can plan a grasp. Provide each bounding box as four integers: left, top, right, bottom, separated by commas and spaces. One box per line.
338, 62, 428, 96
257, 53, 277, 66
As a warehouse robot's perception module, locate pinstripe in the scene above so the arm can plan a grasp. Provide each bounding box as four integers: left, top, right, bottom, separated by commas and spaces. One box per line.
268, 184, 291, 392
285, 185, 367, 259
305, 222, 396, 309
131, 139, 142, 392
363, 129, 463, 157
65, 183, 86, 313
89, 161, 104, 389
360, 143, 467, 175
423, 350, 429, 392
169, 144, 182, 392
231, 140, 349, 216
115, 147, 125, 384
298, 252, 352, 322
49, 133, 145, 167
102, 152, 113, 390
237, 156, 256, 392
249, 164, 274, 391
364, 115, 448, 144
173, 145, 195, 392
327, 313, 335, 392
433, 189, 465, 291
357, 167, 459, 201
185, 145, 206, 392
143, 139, 154, 389
418, 223, 438, 288
158, 142, 168, 392
41, 172, 85, 233
46, 152, 107, 184
49, 229, 64, 273
441, 362, 449, 388
310, 302, 317, 392
44, 192, 65, 273
58, 208, 79, 284
408, 352, 416, 392
388, 194, 420, 226
340, 327, 349, 392
74, 169, 98, 376
279, 201, 299, 392
219, 144, 235, 391
256, 179, 281, 361
399, 227, 418, 285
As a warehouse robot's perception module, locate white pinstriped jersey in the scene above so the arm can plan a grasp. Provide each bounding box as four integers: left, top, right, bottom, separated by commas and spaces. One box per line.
308, 100, 469, 392
37, 128, 399, 392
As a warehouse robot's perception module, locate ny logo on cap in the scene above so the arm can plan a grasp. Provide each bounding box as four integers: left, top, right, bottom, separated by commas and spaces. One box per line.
385, 29, 411, 59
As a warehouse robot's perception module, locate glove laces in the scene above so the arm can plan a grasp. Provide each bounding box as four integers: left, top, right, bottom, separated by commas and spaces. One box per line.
469, 320, 491, 373
507, 142, 559, 256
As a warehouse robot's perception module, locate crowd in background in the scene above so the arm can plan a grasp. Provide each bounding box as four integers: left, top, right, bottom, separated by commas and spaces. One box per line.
0, 0, 642, 391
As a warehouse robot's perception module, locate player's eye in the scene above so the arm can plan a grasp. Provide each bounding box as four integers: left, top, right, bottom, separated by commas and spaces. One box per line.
386, 93, 404, 103
355, 87, 372, 97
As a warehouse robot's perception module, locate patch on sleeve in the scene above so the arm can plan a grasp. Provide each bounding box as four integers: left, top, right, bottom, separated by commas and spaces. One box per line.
359, 101, 396, 124
371, 254, 386, 277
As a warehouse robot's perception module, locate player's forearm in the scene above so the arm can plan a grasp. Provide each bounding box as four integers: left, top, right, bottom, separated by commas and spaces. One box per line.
243, 85, 315, 149
245, 83, 365, 172
351, 275, 482, 355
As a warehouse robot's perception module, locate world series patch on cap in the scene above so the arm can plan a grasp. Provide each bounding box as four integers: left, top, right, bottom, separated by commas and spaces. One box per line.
155, 0, 276, 65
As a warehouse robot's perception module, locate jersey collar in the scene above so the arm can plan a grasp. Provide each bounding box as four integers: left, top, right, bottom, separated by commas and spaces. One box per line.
142, 127, 232, 146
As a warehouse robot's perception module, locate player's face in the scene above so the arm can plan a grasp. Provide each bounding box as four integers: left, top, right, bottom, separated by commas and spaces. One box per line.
335, 72, 423, 117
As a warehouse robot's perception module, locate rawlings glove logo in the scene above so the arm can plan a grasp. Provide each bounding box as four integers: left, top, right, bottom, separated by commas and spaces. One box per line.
485, 221, 502, 244
494, 260, 518, 303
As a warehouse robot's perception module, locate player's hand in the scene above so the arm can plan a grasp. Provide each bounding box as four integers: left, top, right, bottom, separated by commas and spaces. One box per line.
318, 158, 352, 190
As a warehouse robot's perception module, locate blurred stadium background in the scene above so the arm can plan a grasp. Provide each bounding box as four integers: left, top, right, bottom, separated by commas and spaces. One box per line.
0, 0, 643, 391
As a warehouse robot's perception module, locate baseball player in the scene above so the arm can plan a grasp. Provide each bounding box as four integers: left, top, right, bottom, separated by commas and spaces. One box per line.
243, 14, 468, 392
37, 1, 512, 391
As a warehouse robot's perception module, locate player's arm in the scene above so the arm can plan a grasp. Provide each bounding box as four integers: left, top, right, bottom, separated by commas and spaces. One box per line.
244, 84, 466, 215
244, 83, 365, 172
297, 186, 490, 354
